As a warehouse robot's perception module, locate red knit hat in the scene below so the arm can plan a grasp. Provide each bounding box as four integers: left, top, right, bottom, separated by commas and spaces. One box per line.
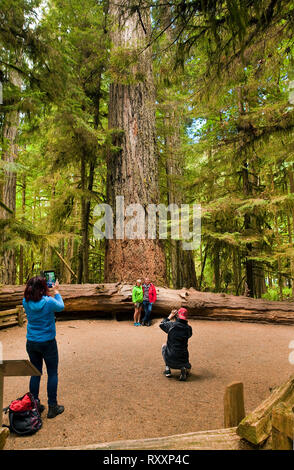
178, 308, 188, 320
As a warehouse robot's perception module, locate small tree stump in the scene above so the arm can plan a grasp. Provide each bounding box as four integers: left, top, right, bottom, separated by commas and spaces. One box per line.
224, 382, 245, 428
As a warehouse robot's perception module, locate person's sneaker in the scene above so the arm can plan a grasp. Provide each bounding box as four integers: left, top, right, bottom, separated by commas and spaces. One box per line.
47, 404, 64, 419
141, 321, 146, 326
146, 322, 151, 327
179, 368, 187, 381
164, 367, 172, 378
137, 322, 141, 326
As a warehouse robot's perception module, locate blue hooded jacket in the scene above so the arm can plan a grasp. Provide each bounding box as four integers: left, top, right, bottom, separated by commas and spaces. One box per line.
23, 294, 64, 342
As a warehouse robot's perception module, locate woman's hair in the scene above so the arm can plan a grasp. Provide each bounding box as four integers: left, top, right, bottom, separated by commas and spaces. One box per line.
24, 276, 50, 302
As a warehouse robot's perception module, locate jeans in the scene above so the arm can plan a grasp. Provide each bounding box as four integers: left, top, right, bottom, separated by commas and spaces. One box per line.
142, 300, 153, 323
26, 338, 59, 406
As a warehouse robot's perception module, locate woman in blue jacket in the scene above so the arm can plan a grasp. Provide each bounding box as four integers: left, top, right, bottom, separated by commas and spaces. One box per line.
23, 276, 65, 419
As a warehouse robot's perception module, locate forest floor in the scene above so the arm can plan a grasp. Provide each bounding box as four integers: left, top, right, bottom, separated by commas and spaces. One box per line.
1, 318, 294, 450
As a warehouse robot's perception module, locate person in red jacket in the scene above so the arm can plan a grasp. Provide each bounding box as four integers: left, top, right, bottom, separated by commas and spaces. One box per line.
142, 277, 157, 326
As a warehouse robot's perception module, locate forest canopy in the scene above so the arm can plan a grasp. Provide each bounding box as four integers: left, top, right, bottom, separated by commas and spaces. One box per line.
1, 0, 294, 299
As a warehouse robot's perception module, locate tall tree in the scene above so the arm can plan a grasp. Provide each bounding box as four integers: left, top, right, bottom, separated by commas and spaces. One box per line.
0, 63, 22, 284
105, 1, 166, 284
159, 7, 198, 289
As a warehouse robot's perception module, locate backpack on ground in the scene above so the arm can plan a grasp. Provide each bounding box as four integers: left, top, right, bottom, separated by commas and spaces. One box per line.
2, 392, 42, 435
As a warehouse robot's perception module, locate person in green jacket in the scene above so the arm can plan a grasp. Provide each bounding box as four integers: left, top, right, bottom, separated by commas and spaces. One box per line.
132, 279, 143, 326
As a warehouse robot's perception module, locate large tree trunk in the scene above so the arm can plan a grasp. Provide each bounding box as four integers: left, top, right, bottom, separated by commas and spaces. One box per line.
1, 283, 294, 324
0, 67, 21, 285
18, 173, 26, 285
237, 87, 255, 297
77, 156, 87, 284
288, 167, 294, 299
104, 2, 166, 285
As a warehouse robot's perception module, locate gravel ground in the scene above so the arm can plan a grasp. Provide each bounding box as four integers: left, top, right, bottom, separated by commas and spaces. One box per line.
1, 318, 294, 449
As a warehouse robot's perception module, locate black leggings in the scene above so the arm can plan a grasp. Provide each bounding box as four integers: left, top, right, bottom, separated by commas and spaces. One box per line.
26, 338, 59, 406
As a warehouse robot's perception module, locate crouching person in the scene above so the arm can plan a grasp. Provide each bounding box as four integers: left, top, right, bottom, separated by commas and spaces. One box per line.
159, 308, 192, 381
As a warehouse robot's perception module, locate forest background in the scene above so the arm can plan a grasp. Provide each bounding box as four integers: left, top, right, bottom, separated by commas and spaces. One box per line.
1, 0, 294, 300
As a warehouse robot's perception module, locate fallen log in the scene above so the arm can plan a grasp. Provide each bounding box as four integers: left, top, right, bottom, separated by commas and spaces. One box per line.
271, 402, 294, 450
0, 306, 26, 329
0, 428, 9, 450
1, 283, 294, 324
27, 427, 255, 450
237, 375, 294, 445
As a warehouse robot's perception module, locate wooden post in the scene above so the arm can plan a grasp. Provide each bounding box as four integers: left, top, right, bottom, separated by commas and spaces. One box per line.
224, 382, 245, 428
0, 367, 3, 428
0, 365, 9, 450
272, 402, 294, 450
0, 360, 41, 450
237, 375, 294, 445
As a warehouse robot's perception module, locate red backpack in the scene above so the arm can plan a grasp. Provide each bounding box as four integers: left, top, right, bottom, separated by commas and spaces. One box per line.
3, 393, 42, 435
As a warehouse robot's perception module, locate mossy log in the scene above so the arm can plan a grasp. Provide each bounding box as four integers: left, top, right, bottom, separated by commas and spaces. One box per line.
0, 428, 9, 450
237, 375, 294, 445
271, 402, 294, 450
1, 283, 294, 324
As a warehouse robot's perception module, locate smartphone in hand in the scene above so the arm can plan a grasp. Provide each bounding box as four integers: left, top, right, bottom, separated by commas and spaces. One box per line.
43, 270, 56, 288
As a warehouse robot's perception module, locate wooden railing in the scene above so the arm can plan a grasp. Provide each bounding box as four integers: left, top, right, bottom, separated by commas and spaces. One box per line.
0, 306, 26, 329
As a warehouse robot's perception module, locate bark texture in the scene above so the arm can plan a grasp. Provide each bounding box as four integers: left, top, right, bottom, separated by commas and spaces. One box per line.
0, 67, 21, 284
105, 2, 166, 285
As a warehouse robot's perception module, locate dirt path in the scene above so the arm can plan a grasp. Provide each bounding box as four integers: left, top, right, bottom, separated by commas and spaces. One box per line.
1, 318, 294, 449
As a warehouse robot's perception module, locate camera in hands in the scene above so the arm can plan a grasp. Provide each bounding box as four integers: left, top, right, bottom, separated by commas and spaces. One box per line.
43, 270, 56, 288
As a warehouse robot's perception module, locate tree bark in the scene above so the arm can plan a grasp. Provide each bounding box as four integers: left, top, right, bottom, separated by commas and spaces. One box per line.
18, 173, 26, 285
0, 67, 22, 285
77, 155, 87, 284
105, 1, 166, 285
237, 87, 255, 297
288, 167, 294, 299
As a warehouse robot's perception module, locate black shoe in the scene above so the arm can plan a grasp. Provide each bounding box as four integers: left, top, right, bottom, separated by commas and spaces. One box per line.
47, 404, 64, 419
164, 368, 172, 378
38, 403, 45, 414
141, 321, 146, 326
179, 368, 187, 381
35, 399, 45, 414
146, 322, 151, 327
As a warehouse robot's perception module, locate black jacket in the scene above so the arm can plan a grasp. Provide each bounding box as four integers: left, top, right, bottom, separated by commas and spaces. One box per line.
160, 317, 192, 369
